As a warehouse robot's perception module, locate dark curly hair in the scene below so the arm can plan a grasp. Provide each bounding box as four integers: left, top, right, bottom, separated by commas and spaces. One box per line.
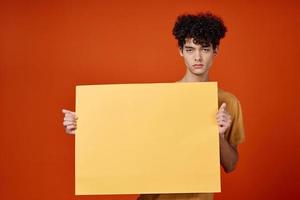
172, 12, 227, 50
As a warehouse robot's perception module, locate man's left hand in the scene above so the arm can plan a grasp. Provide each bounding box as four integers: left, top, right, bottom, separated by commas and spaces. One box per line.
216, 103, 232, 137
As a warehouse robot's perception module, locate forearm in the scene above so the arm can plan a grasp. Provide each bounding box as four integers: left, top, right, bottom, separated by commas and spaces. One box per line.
219, 135, 239, 173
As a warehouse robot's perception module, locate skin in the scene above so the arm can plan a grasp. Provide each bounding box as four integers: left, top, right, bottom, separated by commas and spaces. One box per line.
179, 38, 216, 82
62, 37, 239, 173
62, 109, 77, 134
179, 38, 238, 173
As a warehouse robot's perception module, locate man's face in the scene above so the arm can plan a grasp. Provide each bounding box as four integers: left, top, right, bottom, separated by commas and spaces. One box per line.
180, 38, 218, 76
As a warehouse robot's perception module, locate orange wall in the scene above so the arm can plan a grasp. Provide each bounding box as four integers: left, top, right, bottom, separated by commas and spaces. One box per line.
1, 0, 300, 200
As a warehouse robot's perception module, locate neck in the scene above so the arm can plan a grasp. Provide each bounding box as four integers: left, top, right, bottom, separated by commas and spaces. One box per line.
179, 70, 209, 82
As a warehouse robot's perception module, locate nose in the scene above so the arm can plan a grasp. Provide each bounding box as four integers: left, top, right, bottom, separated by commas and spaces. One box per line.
194, 50, 202, 61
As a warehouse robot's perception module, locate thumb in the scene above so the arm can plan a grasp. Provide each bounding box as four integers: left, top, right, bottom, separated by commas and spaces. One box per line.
219, 103, 226, 111
62, 109, 75, 114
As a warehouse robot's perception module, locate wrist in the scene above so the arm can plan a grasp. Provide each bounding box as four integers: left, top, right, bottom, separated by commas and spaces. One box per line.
219, 132, 225, 138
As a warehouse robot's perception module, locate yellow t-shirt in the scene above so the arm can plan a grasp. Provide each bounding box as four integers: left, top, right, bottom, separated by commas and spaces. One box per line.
137, 88, 245, 200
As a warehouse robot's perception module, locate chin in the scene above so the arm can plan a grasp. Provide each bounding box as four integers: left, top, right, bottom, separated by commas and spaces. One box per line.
192, 69, 206, 75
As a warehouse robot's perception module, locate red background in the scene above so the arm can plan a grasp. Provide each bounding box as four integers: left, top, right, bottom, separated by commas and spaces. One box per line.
1, 0, 300, 199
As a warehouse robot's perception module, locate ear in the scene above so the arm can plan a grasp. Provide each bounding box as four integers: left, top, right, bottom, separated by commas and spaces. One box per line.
213, 46, 219, 56
179, 48, 183, 56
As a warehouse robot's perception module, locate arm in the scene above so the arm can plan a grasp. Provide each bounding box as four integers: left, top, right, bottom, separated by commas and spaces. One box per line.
219, 135, 238, 173
216, 103, 239, 173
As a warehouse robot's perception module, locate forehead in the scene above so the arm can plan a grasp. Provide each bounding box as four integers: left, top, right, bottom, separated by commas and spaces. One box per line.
184, 38, 211, 48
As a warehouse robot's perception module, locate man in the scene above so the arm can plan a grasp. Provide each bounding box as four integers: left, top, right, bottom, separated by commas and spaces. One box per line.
63, 12, 245, 200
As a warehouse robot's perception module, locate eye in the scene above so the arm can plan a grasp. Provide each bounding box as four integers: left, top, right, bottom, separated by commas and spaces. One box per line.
185, 49, 193, 53
203, 48, 210, 52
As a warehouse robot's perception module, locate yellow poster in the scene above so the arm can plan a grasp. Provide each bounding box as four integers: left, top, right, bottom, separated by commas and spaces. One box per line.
75, 82, 220, 195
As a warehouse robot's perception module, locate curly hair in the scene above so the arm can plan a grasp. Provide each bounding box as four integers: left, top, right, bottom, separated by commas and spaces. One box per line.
172, 12, 227, 50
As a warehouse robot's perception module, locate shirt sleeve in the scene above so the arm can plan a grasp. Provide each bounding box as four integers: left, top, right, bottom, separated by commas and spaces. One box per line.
225, 99, 245, 146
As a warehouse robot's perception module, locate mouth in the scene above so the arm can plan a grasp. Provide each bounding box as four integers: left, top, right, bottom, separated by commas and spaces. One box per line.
193, 64, 204, 69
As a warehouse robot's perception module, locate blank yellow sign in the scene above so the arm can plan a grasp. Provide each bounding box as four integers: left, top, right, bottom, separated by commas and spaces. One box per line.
75, 82, 220, 195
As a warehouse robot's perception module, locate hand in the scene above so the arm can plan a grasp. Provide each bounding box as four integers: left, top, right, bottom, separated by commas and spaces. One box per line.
62, 109, 78, 134
216, 103, 232, 137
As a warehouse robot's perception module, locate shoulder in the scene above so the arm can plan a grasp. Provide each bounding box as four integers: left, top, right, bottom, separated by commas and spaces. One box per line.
218, 88, 243, 121
219, 89, 245, 145
218, 88, 240, 107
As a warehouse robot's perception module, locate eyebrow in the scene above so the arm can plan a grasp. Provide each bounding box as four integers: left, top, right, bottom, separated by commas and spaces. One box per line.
184, 45, 210, 49
184, 46, 195, 49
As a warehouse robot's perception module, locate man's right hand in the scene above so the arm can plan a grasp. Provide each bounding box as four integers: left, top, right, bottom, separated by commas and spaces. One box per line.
62, 109, 78, 134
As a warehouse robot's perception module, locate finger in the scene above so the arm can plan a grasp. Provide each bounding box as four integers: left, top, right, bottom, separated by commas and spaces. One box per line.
217, 111, 231, 119
218, 121, 228, 127
222, 120, 232, 128
217, 116, 227, 123
217, 120, 227, 127
216, 113, 227, 118
63, 121, 76, 126
62, 109, 76, 114
217, 115, 229, 123
219, 103, 226, 111
64, 117, 76, 122
216, 112, 224, 119
64, 115, 78, 120
64, 112, 75, 116
217, 120, 223, 125
216, 110, 228, 117
217, 116, 225, 122
66, 124, 77, 130
216, 118, 225, 124
64, 113, 79, 120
